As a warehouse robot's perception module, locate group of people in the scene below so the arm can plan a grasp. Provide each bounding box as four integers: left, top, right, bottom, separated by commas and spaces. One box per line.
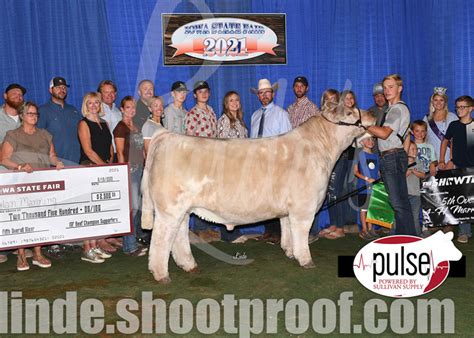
0, 73, 472, 271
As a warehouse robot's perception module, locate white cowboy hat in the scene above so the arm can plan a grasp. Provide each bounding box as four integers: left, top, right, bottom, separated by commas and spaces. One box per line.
356, 132, 373, 147
250, 78, 279, 94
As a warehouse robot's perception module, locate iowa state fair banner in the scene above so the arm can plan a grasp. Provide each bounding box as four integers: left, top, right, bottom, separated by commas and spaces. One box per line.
163, 14, 286, 65
421, 168, 474, 227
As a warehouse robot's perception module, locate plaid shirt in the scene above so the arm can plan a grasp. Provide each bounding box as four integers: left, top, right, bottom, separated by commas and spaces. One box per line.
287, 96, 319, 128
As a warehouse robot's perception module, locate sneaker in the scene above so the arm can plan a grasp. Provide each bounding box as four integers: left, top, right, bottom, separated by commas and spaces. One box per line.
32, 256, 52, 268
0, 255, 7, 264
13, 249, 33, 258
92, 247, 112, 259
124, 247, 147, 257
81, 249, 105, 263
457, 234, 469, 244
17, 258, 30, 271
308, 234, 319, 244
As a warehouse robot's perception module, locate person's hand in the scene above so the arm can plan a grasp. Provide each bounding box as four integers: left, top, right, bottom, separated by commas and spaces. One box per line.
445, 160, 455, 170
367, 178, 376, 183
56, 161, 64, 170
429, 166, 437, 177
19, 163, 33, 173
438, 161, 446, 170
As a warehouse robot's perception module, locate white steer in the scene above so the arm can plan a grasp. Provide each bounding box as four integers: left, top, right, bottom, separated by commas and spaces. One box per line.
141, 103, 375, 283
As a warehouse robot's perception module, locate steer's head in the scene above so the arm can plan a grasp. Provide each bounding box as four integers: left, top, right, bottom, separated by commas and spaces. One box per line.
321, 102, 375, 137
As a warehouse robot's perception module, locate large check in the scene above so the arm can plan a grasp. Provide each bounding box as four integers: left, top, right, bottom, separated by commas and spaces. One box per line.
0, 164, 131, 250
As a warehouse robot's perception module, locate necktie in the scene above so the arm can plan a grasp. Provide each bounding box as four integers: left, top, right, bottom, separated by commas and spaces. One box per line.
257, 108, 266, 138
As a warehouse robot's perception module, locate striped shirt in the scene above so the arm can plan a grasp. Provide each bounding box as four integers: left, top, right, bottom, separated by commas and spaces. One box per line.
287, 96, 319, 128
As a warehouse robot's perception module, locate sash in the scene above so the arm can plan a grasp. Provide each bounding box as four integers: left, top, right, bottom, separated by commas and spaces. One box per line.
428, 118, 451, 148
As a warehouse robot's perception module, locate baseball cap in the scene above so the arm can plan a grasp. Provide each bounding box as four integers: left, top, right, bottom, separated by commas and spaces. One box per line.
49, 77, 70, 88
171, 81, 188, 92
293, 76, 308, 87
193, 81, 210, 93
5, 83, 26, 94
373, 83, 384, 95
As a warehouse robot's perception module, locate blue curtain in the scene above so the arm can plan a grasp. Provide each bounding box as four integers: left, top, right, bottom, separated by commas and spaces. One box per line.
1, 0, 472, 125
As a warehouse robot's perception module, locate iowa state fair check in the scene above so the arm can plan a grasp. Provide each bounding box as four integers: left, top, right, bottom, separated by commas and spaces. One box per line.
0, 164, 131, 250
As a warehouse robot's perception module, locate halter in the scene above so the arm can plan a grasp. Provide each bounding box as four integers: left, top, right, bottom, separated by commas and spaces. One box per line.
321, 107, 366, 129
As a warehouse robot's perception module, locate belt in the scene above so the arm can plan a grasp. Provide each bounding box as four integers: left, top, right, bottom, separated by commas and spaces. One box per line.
380, 148, 403, 157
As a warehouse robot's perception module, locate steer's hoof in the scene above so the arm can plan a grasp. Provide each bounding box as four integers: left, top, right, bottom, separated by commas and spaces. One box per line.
187, 266, 200, 274
155, 276, 172, 284
302, 261, 316, 269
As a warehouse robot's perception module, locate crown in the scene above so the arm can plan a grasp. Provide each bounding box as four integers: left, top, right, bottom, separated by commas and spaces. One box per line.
433, 87, 447, 95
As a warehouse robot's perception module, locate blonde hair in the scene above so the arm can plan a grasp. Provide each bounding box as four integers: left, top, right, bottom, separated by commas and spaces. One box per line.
147, 96, 164, 108
320, 89, 340, 110
222, 91, 246, 129
427, 93, 448, 121
81, 92, 104, 117
383, 74, 403, 87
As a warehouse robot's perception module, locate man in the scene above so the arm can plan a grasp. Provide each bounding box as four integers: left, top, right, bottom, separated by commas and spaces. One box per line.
286, 76, 320, 243
135, 79, 154, 130
251, 79, 292, 243
368, 83, 388, 126
287, 76, 319, 128
38, 77, 82, 165
98, 80, 122, 154
38, 77, 82, 258
0, 83, 26, 263
368, 82, 389, 154
367, 74, 416, 236
163, 81, 188, 134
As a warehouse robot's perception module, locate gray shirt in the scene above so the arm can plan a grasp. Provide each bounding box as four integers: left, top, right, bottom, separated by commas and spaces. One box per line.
0, 106, 21, 143
378, 102, 410, 152
406, 160, 424, 196
163, 104, 187, 134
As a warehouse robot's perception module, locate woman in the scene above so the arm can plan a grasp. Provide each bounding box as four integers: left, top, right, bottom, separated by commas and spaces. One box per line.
423, 87, 458, 164
142, 96, 164, 158
1, 101, 64, 271
78, 92, 114, 263
114, 96, 147, 256
217, 91, 248, 139
320, 89, 357, 239
216, 91, 249, 242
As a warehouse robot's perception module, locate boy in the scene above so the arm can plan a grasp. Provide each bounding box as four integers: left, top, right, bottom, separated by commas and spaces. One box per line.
411, 120, 437, 176
164, 81, 188, 134
406, 141, 426, 236
354, 135, 379, 240
439, 95, 474, 243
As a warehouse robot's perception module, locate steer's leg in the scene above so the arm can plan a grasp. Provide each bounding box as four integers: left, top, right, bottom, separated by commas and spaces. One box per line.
148, 212, 181, 284
280, 216, 293, 259
171, 213, 198, 273
289, 215, 315, 268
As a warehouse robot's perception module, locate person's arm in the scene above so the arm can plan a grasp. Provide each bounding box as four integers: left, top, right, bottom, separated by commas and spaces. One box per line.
1, 141, 33, 172
143, 139, 151, 158
115, 137, 126, 163
367, 125, 393, 140
109, 144, 114, 163
438, 138, 450, 170
49, 143, 64, 169
78, 120, 107, 164
429, 161, 437, 177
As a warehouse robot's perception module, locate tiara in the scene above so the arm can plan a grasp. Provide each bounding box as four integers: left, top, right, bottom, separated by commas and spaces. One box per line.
433, 87, 447, 95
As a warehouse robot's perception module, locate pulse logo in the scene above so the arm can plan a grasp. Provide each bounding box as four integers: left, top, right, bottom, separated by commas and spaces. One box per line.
353, 231, 462, 298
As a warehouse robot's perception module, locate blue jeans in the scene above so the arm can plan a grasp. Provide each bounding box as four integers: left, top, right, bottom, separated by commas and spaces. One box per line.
408, 195, 421, 236
123, 167, 142, 253
458, 223, 472, 237
380, 149, 417, 235
327, 153, 350, 228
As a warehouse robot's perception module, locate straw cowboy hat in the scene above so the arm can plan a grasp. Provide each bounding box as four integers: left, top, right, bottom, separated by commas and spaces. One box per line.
356, 132, 373, 147
250, 78, 279, 94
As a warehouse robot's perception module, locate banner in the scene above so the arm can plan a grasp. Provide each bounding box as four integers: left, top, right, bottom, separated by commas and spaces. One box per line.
163, 14, 286, 65
0, 164, 131, 250
421, 168, 474, 227
366, 183, 394, 229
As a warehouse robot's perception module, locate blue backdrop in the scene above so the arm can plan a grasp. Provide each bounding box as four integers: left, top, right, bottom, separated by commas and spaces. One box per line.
1, 0, 473, 128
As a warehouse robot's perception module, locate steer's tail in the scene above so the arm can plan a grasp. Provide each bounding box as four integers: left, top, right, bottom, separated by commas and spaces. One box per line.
140, 127, 168, 230
141, 163, 154, 229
